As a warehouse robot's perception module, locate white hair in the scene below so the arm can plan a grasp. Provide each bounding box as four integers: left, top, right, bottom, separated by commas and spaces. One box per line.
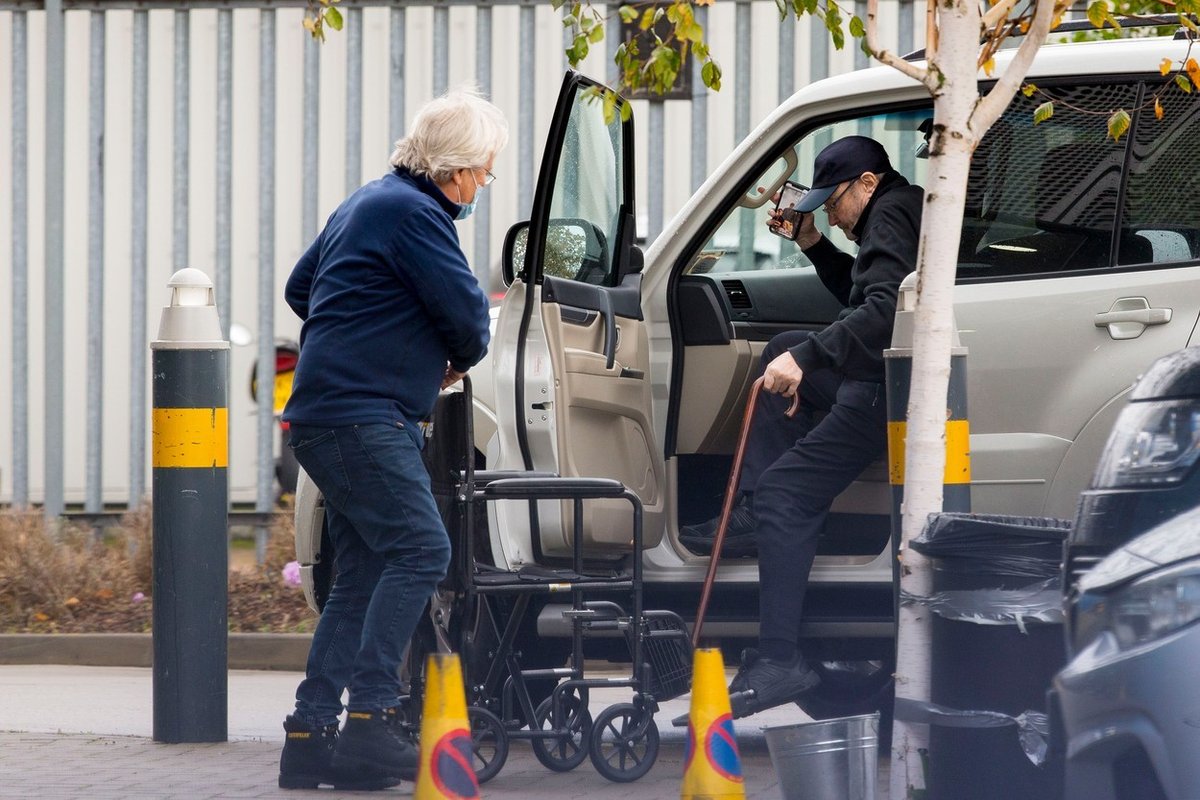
389, 86, 509, 183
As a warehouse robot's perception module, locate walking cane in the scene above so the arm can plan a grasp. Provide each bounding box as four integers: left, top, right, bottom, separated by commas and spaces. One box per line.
692, 376, 799, 647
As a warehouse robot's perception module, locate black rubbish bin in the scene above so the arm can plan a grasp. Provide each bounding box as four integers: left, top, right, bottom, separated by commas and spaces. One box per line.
910, 513, 1071, 800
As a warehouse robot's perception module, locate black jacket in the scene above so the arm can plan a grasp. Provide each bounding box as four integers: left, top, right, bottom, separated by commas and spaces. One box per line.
788, 171, 923, 382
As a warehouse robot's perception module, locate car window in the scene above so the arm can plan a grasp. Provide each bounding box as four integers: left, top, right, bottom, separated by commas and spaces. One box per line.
1118, 88, 1200, 266
959, 82, 1138, 278
686, 109, 931, 276
543, 93, 627, 285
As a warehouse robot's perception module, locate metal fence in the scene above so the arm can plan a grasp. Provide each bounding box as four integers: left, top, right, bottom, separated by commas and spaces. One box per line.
0, 0, 920, 517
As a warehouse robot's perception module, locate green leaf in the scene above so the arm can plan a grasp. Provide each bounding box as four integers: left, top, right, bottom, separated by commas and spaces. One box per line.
1176, 74, 1194, 94
775, 0, 787, 18
702, 59, 722, 91
1180, 14, 1200, 35
324, 6, 343, 31
1086, 0, 1107, 29
562, 15, 577, 28
618, 5, 639, 23
1107, 108, 1131, 141
1021, 83, 1037, 97
801, 0, 819, 14
823, 3, 845, 50
849, 14, 865, 38
550, 0, 565, 9
588, 24, 605, 43
640, 7, 656, 31
1033, 101, 1054, 125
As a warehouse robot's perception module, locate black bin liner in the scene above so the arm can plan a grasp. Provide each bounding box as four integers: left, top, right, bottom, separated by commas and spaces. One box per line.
909, 513, 1071, 800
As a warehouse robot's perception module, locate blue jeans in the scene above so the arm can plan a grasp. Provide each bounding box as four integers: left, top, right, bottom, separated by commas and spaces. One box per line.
288, 422, 451, 726
739, 331, 889, 648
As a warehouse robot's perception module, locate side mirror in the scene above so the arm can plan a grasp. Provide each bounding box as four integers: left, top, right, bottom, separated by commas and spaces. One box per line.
501, 221, 529, 287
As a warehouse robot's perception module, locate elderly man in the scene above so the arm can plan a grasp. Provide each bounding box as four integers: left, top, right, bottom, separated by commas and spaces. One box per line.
683, 136, 924, 717
277, 87, 507, 789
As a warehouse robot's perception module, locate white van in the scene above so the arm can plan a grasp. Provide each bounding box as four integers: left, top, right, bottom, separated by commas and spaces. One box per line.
297, 30, 1200, 722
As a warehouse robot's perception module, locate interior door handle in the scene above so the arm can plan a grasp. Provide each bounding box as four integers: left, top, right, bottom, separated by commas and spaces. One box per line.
1094, 298, 1171, 340
598, 292, 616, 369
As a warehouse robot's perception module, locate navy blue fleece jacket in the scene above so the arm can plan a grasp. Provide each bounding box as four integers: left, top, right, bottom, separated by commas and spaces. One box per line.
282, 167, 490, 445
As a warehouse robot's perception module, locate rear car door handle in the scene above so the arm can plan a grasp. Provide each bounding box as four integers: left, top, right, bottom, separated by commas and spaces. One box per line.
1094, 297, 1172, 340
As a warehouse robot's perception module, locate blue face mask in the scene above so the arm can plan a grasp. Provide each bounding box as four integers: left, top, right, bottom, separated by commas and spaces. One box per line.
456, 172, 483, 220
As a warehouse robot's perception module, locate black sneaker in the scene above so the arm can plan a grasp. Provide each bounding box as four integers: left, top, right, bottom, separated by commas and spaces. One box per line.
679, 497, 757, 557
332, 707, 419, 782
727, 649, 820, 718
278, 715, 401, 790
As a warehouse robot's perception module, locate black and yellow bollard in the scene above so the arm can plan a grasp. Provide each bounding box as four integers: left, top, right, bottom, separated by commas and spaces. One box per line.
884, 276, 971, 595
150, 268, 229, 743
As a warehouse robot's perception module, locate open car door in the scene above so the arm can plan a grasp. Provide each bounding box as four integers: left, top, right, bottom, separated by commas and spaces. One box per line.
490, 71, 664, 566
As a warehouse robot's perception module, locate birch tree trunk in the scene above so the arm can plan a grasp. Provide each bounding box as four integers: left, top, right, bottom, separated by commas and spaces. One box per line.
875, 0, 1058, 793
886, 4, 978, 791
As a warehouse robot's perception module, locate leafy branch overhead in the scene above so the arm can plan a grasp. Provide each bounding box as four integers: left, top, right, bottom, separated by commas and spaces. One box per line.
303, 0, 344, 42
551, 0, 1194, 140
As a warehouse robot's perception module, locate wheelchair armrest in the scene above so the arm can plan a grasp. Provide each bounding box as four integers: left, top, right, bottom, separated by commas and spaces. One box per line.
479, 476, 628, 500
467, 469, 558, 487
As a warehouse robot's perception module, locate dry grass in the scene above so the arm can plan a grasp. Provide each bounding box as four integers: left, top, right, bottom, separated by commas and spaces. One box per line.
0, 507, 315, 634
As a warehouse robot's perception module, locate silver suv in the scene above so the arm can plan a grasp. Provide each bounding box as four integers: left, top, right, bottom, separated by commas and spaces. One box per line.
297, 32, 1200, 722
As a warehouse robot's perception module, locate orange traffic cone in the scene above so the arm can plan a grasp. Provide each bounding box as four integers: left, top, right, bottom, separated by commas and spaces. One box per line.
681, 648, 746, 799
414, 653, 481, 800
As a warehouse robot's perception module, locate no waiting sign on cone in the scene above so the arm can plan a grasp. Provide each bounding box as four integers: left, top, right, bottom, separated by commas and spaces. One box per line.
682, 648, 746, 799
415, 653, 481, 800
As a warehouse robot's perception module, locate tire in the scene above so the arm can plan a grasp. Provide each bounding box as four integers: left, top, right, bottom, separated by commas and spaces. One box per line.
531, 691, 593, 772
588, 703, 659, 783
467, 707, 509, 784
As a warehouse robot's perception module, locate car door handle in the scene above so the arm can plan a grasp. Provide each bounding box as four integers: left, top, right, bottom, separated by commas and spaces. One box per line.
1094, 298, 1171, 340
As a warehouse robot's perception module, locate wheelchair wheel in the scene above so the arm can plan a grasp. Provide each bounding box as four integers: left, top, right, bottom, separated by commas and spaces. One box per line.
531, 691, 592, 772
467, 707, 509, 784
588, 702, 659, 783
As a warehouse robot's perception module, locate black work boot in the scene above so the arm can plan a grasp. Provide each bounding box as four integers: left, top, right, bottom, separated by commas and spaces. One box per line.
278, 714, 401, 790
727, 648, 821, 718
332, 707, 419, 781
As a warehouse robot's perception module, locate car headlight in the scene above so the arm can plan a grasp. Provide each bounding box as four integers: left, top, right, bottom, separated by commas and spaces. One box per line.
1073, 560, 1200, 653
1092, 399, 1200, 488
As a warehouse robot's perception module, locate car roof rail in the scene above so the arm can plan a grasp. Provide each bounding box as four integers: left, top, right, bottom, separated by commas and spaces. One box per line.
901, 14, 1198, 61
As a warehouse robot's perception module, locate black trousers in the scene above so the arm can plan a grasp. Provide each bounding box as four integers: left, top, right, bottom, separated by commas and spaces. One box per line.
738, 330, 889, 648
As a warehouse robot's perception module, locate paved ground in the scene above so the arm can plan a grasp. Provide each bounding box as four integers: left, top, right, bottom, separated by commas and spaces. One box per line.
0, 665, 842, 799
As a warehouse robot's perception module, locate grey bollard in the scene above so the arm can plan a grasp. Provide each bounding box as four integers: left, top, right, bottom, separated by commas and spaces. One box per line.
150, 268, 230, 743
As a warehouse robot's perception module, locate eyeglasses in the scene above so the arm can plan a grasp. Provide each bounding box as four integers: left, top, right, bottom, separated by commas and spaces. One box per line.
823, 179, 856, 212
479, 168, 497, 186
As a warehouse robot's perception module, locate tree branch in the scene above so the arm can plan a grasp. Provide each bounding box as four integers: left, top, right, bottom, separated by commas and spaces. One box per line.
866, 0, 933, 85
973, 0, 1057, 132
981, 0, 1022, 31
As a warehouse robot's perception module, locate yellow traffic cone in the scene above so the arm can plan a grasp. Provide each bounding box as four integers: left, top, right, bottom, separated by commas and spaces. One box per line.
681, 648, 746, 799
414, 652, 481, 800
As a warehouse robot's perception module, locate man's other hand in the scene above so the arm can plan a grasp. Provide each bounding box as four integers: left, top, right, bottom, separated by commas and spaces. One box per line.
442, 366, 467, 389
763, 352, 804, 397
793, 212, 821, 250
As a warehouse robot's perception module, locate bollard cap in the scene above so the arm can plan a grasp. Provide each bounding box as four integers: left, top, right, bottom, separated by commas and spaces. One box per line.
152, 268, 229, 350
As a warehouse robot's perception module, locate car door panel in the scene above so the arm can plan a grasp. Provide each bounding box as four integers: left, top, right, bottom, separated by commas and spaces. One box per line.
490, 71, 663, 560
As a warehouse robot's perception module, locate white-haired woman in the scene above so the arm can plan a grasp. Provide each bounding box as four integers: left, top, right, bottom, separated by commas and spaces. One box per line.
277, 87, 507, 792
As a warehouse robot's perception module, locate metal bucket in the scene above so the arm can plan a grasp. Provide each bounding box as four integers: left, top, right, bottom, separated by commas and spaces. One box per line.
764, 712, 880, 800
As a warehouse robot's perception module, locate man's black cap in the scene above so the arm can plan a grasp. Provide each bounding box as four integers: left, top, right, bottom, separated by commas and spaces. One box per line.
796, 136, 893, 212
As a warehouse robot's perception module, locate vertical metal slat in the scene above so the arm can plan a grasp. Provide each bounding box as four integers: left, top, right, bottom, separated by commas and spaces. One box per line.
389, 6, 406, 145
302, 33, 320, 243
129, 10, 150, 509
690, 6, 708, 193
43, 0, 66, 517
174, 9, 190, 270
647, 101, 664, 244
517, 5, 535, 216
735, 0, 755, 272
257, 10, 277, 542
11, 11, 29, 509
86, 10, 106, 515
473, 5, 493, 287
433, 5, 448, 96
345, 7, 362, 194
216, 9, 233, 339
778, 8, 795, 103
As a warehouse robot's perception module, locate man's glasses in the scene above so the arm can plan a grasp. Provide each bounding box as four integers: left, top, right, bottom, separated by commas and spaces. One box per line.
480, 168, 497, 186
823, 179, 856, 212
